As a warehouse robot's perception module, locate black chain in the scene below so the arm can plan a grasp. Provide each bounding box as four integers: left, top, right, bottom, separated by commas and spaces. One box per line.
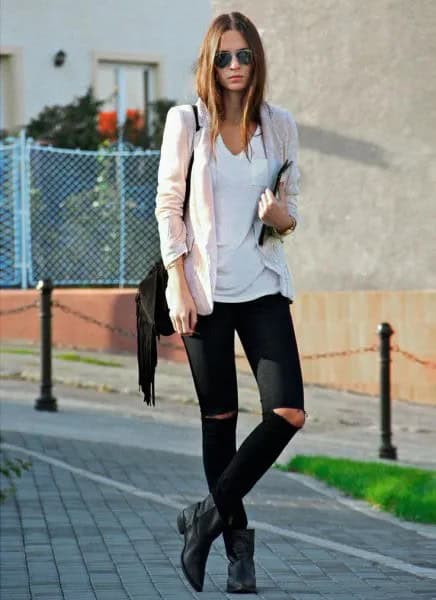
51, 299, 136, 339
0, 300, 39, 315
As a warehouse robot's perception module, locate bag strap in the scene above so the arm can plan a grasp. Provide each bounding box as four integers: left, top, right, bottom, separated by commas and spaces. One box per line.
192, 103, 200, 132
183, 104, 200, 218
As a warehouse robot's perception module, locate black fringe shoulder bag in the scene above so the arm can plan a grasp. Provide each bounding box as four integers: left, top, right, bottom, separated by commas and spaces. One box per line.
135, 104, 200, 405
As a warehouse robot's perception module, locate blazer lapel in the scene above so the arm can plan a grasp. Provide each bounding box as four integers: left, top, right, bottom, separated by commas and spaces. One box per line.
195, 97, 212, 163
190, 98, 216, 254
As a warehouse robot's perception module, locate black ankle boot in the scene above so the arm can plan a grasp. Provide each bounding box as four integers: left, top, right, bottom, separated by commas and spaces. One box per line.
177, 492, 225, 591
223, 528, 257, 593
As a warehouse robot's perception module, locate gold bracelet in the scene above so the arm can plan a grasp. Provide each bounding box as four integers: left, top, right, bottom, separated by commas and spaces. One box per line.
274, 216, 296, 236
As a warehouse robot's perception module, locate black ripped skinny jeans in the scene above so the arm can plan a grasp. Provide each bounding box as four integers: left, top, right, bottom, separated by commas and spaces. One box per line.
181, 292, 305, 528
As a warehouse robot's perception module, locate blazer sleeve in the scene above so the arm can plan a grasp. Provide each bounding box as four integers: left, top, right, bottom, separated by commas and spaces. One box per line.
154, 106, 192, 269
283, 111, 301, 226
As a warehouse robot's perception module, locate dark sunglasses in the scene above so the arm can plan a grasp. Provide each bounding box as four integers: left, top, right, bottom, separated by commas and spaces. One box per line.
214, 48, 253, 69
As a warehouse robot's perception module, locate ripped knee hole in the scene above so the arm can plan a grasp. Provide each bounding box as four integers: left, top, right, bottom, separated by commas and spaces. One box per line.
273, 407, 306, 428
203, 411, 237, 420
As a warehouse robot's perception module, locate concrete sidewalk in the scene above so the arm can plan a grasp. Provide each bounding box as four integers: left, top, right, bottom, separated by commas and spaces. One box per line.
1, 340, 436, 469
1, 379, 436, 600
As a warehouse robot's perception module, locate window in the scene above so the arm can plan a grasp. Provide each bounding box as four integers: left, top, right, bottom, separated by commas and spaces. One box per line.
95, 60, 157, 143
0, 55, 14, 132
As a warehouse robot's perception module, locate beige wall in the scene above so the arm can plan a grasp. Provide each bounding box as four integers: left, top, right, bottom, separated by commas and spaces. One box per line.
290, 290, 436, 406
213, 0, 436, 292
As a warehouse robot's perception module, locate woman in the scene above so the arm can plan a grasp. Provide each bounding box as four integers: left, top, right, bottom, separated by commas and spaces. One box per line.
155, 11, 305, 594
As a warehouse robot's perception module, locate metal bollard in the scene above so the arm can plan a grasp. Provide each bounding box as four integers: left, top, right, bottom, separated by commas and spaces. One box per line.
34, 278, 57, 411
378, 322, 397, 459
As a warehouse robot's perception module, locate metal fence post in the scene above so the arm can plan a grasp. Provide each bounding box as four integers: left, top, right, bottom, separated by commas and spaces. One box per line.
19, 129, 28, 289
116, 66, 127, 288
378, 322, 397, 459
116, 147, 126, 288
34, 278, 57, 411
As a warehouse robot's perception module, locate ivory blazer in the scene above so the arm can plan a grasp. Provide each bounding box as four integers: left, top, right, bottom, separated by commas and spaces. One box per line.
154, 96, 301, 316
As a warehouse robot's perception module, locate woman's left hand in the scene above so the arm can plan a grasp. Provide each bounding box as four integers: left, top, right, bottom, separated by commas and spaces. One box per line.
258, 182, 289, 230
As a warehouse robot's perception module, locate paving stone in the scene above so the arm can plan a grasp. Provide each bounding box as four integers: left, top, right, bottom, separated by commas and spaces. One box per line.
1, 402, 436, 599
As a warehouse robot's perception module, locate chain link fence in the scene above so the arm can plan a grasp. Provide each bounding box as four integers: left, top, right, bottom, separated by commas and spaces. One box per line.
0, 137, 23, 287
0, 132, 161, 288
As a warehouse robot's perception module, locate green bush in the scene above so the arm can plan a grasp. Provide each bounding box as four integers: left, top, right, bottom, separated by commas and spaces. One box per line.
0, 437, 32, 503
26, 87, 104, 150
25, 87, 176, 151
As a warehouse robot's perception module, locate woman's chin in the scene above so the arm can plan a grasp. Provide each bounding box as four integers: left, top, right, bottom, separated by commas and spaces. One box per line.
224, 81, 247, 92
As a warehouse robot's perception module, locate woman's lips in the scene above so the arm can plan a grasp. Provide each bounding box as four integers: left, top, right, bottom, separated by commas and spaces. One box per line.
229, 76, 243, 80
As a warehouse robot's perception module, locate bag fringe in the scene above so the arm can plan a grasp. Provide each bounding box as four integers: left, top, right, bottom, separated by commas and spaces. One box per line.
135, 290, 157, 406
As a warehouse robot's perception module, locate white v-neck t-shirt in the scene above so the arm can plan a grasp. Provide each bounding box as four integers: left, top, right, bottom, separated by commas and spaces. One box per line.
210, 124, 281, 302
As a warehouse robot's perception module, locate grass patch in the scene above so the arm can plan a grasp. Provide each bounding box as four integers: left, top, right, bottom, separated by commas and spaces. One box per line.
1, 347, 123, 368
54, 353, 123, 367
277, 455, 436, 524
0, 348, 38, 355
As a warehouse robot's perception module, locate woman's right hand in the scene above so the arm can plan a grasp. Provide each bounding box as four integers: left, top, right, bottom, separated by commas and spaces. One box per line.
167, 269, 198, 336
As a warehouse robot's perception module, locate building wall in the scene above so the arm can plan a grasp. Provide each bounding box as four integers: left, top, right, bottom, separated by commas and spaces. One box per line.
213, 0, 436, 292
0, 0, 211, 130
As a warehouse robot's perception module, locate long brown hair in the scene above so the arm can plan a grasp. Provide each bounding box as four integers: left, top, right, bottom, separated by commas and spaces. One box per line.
195, 11, 267, 160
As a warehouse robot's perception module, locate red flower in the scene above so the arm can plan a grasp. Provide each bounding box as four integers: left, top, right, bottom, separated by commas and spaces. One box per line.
98, 109, 146, 143
97, 111, 117, 140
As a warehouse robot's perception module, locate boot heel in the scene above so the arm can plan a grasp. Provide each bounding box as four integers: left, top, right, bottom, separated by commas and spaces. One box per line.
177, 511, 185, 534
